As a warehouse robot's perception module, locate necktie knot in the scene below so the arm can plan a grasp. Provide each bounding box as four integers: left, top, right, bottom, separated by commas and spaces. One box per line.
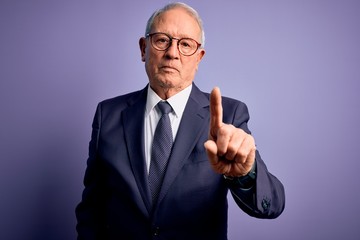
157, 101, 172, 115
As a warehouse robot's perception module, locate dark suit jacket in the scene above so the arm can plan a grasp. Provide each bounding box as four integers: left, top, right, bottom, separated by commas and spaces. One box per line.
76, 84, 285, 240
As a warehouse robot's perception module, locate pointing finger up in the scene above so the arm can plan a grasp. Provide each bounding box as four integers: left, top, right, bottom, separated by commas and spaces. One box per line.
209, 87, 223, 140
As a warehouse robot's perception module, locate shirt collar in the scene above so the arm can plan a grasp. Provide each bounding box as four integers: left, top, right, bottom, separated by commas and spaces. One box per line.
145, 84, 192, 117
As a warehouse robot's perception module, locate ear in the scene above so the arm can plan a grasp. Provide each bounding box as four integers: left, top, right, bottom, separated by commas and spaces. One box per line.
139, 37, 147, 62
195, 48, 206, 71
197, 48, 206, 62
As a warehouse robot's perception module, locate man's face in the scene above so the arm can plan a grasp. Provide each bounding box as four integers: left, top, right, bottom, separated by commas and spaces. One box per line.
140, 8, 205, 98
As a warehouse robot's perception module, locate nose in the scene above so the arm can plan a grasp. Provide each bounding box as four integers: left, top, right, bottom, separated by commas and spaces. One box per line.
165, 40, 180, 59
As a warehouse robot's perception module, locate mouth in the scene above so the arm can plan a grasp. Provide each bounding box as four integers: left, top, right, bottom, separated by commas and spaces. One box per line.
160, 66, 179, 73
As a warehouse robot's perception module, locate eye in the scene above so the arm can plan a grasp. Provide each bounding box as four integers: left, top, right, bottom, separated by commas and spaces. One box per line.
158, 38, 168, 43
181, 41, 190, 47
180, 39, 194, 48
155, 36, 170, 44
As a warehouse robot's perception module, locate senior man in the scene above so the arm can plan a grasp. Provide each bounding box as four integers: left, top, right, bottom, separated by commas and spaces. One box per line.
76, 2, 285, 239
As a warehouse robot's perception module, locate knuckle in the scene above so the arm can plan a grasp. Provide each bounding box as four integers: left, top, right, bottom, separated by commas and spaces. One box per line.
238, 149, 248, 159
217, 126, 229, 136
227, 144, 237, 154
235, 149, 248, 163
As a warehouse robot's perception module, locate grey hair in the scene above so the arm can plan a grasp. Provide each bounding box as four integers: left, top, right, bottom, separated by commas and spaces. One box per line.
144, 2, 205, 47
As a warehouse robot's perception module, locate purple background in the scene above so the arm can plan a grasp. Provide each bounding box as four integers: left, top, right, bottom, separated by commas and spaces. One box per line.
1, 0, 359, 239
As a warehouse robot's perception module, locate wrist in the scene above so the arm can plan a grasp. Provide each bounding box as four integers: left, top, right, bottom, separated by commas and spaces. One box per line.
223, 163, 257, 189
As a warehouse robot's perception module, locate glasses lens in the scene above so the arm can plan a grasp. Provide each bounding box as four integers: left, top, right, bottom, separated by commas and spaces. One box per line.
178, 38, 198, 55
149, 33, 200, 56
151, 33, 170, 50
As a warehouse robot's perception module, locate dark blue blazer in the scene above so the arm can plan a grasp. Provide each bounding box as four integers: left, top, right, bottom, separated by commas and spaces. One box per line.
76, 84, 285, 240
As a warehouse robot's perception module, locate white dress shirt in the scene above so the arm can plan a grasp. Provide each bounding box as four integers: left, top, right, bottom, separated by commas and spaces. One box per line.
144, 84, 192, 173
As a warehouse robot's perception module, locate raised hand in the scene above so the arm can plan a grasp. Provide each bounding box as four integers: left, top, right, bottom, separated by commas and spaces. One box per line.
204, 87, 256, 177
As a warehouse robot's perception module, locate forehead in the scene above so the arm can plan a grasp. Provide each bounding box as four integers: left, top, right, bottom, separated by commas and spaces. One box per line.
152, 8, 201, 38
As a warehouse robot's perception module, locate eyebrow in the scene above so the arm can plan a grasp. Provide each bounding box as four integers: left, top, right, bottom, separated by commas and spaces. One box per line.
158, 32, 198, 40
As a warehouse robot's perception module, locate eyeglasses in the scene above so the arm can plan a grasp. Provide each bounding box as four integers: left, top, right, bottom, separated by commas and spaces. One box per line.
146, 32, 201, 56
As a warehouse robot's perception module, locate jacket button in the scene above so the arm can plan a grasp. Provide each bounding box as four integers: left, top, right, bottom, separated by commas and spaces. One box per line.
262, 197, 271, 211
152, 227, 160, 236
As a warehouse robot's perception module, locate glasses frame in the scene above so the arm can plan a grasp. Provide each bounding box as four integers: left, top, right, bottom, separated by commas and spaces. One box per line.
146, 32, 202, 56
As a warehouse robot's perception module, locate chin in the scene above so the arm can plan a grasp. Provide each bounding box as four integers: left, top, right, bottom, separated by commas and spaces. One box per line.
156, 76, 180, 89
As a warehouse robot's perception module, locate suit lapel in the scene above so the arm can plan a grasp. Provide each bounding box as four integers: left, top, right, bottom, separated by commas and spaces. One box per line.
157, 84, 210, 206
122, 84, 210, 213
122, 87, 152, 215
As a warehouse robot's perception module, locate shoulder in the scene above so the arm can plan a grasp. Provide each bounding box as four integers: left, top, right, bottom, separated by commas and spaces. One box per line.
196, 85, 251, 128
97, 88, 146, 112
197, 88, 249, 114
191, 84, 248, 112
221, 95, 249, 115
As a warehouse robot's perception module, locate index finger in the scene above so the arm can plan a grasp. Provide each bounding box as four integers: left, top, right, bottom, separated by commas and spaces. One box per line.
209, 87, 223, 138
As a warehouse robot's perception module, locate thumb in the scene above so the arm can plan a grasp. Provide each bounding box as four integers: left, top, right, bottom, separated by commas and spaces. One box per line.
204, 140, 218, 163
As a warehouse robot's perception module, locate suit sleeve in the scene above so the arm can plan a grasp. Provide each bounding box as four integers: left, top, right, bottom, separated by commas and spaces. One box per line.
225, 100, 285, 219
75, 103, 106, 240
